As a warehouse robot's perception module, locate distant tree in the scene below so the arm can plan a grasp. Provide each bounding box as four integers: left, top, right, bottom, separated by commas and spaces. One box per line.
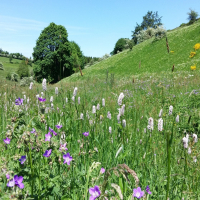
187, 9, 198, 24
131, 11, 162, 44
141, 11, 162, 29
33, 22, 75, 83
0, 48, 3, 53
113, 38, 127, 54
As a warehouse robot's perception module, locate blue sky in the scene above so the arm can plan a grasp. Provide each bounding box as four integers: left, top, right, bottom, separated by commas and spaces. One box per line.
0, 0, 199, 58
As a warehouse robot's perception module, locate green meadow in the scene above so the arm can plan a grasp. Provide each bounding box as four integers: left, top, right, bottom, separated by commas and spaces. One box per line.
0, 20, 200, 200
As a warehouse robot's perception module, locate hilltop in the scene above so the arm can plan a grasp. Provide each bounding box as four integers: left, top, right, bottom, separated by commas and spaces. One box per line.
60, 20, 200, 83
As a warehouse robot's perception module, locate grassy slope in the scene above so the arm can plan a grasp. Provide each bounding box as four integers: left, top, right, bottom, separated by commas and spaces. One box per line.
0, 57, 33, 80
62, 20, 200, 83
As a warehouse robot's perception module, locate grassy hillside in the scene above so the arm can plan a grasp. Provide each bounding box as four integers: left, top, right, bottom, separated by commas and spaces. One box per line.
61, 20, 200, 83
0, 56, 33, 81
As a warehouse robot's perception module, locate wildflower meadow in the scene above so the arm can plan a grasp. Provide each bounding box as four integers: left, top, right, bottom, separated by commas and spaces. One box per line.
0, 67, 200, 200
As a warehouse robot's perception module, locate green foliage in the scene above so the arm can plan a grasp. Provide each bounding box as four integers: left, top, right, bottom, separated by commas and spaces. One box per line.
20, 76, 34, 86
131, 11, 162, 44
187, 9, 198, 24
6, 72, 18, 82
17, 60, 29, 79
33, 22, 76, 83
113, 38, 127, 54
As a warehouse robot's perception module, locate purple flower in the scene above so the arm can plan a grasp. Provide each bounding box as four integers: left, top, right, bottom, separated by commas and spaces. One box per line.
19, 155, 26, 164
83, 132, 89, 137
55, 124, 62, 129
49, 127, 53, 132
133, 187, 144, 199
63, 152, 72, 165
31, 128, 36, 134
52, 130, 57, 136
38, 97, 46, 102
59, 143, 68, 152
7, 175, 24, 189
43, 149, 52, 157
6, 174, 10, 179
100, 168, 105, 174
3, 138, 10, 144
45, 132, 52, 141
89, 185, 101, 200
15, 98, 23, 105
146, 185, 152, 194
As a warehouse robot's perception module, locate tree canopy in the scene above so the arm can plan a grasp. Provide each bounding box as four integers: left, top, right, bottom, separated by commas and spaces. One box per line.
131, 11, 162, 44
33, 22, 83, 83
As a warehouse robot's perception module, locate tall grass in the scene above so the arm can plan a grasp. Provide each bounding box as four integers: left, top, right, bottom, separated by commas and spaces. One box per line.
0, 70, 200, 199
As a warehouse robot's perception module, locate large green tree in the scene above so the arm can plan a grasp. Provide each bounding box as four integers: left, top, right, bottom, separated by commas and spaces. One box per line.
33, 22, 75, 83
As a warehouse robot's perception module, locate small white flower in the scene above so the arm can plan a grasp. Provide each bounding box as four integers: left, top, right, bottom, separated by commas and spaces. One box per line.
109, 126, 112, 134
119, 104, 125, 116
78, 97, 80, 105
80, 113, 84, 120
182, 136, 189, 149
29, 82, 33, 89
24, 95, 26, 100
144, 128, 146, 133
122, 119, 126, 128
147, 117, 154, 130
50, 96, 53, 103
193, 134, 198, 143
118, 93, 125, 106
73, 87, 78, 97
92, 106, 96, 114
72, 96, 75, 102
159, 109, 163, 118
42, 79, 47, 91
102, 98, 105, 107
41, 92, 44, 97
193, 156, 197, 163
55, 87, 58, 95
176, 115, 179, 123
97, 103, 100, 110
27, 97, 29, 104
169, 105, 173, 115
107, 111, 111, 119
158, 118, 163, 131
66, 97, 68, 103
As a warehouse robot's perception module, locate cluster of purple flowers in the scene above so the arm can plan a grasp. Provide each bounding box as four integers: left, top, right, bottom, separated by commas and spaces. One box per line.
133, 186, 152, 199
7, 175, 24, 189
15, 98, 23, 105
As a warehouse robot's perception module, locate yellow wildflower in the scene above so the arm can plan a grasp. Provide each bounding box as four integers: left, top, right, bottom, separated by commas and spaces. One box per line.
194, 43, 200, 51
170, 51, 174, 53
189, 52, 196, 58
190, 65, 196, 70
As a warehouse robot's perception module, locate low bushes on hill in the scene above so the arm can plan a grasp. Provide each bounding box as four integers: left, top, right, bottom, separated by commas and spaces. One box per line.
0, 62, 4, 70
17, 60, 29, 79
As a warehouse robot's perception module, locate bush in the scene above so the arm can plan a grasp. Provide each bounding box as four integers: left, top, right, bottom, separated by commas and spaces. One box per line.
6, 72, 11, 80
0, 62, 4, 70
20, 76, 34, 86
6, 72, 18, 82
17, 60, 29, 79
154, 26, 166, 40
11, 73, 19, 82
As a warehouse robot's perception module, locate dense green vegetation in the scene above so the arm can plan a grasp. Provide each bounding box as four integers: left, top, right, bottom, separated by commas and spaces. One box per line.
0, 13, 200, 200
